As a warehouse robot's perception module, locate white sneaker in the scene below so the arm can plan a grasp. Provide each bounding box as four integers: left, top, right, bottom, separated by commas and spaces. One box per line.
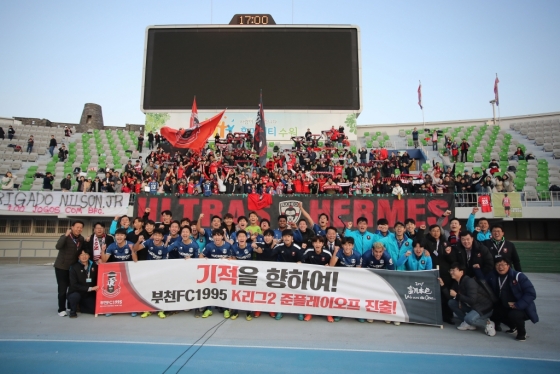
457, 321, 476, 331
393, 321, 401, 326
366, 319, 374, 323
58, 311, 67, 317
384, 321, 391, 324
485, 320, 496, 337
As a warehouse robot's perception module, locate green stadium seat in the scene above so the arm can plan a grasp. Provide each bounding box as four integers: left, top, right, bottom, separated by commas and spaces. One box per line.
364, 132, 370, 137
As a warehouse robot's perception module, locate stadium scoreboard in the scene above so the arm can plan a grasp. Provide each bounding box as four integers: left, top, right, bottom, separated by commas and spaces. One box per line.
141, 19, 361, 112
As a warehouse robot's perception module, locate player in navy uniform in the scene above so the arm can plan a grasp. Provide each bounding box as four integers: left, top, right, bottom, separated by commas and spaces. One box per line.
251, 229, 279, 319
102, 228, 138, 317
362, 242, 395, 270
199, 229, 233, 318
198, 214, 223, 244
298, 202, 331, 237
133, 229, 169, 319
163, 221, 182, 251
273, 215, 289, 241
102, 228, 136, 263
230, 230, 255, 321
329, 237, 362, 268
302, 236, 333, 322
166, 226, 199, 259
269, 229, 303, 320
270, 229, 304, 264
329, 237, 363, 322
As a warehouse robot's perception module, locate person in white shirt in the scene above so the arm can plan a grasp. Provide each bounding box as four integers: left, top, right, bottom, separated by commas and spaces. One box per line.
392, 183, 404, 199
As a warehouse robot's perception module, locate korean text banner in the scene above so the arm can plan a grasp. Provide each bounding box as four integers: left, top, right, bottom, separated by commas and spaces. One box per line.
95, 260, 443, 326
0, 191, 130, 216
135, 194, 455, 229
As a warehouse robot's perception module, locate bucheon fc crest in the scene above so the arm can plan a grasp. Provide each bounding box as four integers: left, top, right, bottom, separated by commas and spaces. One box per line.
102, 271, 121, 298
279, 201, 302, 223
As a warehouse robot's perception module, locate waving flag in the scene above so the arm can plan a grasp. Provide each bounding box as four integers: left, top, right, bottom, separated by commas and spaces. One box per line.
189, 96, 199, 128
417, 81, 423, 109
254, 90, 268, 167
160, 110, 225, 150
494, 75, 500, 106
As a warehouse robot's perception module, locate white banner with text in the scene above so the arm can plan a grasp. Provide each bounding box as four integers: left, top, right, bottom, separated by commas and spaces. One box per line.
0, 192, 130, 216
95, 260, 442, 325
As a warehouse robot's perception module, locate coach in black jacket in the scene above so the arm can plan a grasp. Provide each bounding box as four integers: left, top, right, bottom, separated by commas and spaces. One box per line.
454, 231, 494, 279
482, 224, 522, 271
67, 249, 99, 318
54, 221, 85, 316
423, 224, 456, 323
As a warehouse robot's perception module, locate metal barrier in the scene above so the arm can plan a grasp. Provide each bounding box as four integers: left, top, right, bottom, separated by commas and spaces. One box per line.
454, 192, 560, 207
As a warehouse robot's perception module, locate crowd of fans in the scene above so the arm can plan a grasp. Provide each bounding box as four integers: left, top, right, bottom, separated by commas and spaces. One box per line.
0, 124, 523, 196
46, 125, 518, 197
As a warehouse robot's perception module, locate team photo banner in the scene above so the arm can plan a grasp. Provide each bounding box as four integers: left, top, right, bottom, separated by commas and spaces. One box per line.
95, 260, 443, 326
134, 194, 455, 229
0, 191, 130, 216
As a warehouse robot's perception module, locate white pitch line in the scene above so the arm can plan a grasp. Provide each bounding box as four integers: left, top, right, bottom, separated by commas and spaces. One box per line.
0, 339, 559, 363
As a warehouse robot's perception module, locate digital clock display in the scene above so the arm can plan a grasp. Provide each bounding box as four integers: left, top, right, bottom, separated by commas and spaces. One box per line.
229, 14, 276, 25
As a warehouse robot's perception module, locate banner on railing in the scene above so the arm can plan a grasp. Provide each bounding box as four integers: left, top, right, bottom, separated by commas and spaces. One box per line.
134, 194, 455, 229
0, 192, 130, 216
94, 260, 443, 326
492, 192, 522, 218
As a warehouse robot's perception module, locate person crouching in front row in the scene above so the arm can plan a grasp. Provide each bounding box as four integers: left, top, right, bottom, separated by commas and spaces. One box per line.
67, 249, 98, 318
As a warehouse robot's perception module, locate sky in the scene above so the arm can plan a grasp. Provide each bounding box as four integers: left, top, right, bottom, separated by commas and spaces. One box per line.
0, 0, 559, 127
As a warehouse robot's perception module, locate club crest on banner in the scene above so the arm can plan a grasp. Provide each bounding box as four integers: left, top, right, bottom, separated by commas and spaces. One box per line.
279, 201, 302, 223
102, 271, 121, 298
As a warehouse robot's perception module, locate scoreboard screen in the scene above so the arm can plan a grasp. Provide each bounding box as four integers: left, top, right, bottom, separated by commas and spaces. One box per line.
141, 25, 360, 111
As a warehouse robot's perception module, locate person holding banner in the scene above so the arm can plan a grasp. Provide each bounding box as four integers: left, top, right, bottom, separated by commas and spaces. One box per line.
269, 229, 304, 321
230, 230, 254, 321
133, 229, 170, 318
199, 229, 234, 319
67, 249, 98, 319
329, 237, 364, 323
300, 236, 334, 322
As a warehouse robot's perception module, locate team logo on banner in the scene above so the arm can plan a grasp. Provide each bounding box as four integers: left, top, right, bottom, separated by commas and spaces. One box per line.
279, 201, 302, 223
102, 271, 121, 298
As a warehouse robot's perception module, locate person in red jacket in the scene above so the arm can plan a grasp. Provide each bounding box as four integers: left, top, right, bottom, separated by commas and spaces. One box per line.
333, 163, 343, 177
293, 178, 303, 193
380, 148, 388, 160
302, 178, 311, 194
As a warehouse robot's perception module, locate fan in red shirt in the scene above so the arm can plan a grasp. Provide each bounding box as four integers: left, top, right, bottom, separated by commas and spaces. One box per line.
333, 163, 344, 177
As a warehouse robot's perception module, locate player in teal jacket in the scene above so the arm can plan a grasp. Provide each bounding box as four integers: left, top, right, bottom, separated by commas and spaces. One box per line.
343, 217, 376, 256
397, 240, 433, 271
466, 207, 491, 242
373, 220, 410, 271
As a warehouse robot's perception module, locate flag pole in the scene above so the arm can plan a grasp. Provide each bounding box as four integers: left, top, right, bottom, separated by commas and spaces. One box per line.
496, 73, 501, 126
420, 80, 425, 128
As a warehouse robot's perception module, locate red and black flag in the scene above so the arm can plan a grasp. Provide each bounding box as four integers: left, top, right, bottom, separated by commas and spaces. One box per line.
254, 90, 268, 167
160, 110, 225, 150
189, 96, 199, 129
